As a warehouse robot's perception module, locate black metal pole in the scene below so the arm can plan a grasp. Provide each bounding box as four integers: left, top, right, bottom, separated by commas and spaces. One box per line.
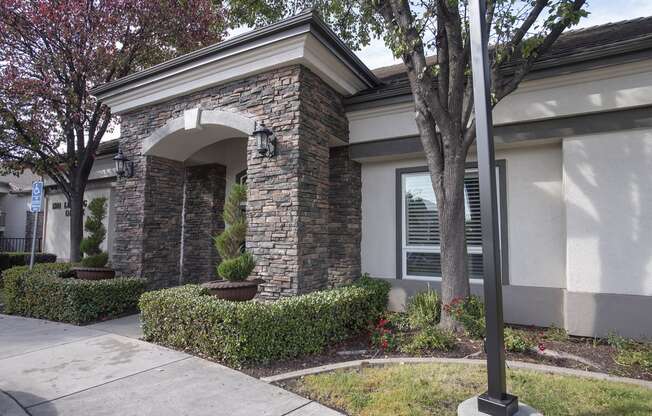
468, 1, 518, 415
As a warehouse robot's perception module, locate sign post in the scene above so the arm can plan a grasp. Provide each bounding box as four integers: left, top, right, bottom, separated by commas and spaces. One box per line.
468, 0, 518, 415
29, 181, 44, 270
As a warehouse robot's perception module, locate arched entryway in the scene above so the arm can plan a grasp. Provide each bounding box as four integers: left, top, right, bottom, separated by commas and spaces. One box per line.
142, 108, 253, 284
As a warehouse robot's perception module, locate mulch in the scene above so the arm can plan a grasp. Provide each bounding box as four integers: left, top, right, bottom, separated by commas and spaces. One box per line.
239, 326, 651, 381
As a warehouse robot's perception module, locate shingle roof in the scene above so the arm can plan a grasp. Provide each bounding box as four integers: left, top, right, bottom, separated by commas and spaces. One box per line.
347, 16, 652, 108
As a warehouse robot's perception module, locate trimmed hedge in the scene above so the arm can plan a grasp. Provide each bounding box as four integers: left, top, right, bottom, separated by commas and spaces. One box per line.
0, 252, 57, 273
139, 276, 390, 365
2, 263, 146, 324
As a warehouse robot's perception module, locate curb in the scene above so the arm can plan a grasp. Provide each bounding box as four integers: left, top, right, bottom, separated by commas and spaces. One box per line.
260, 357, 652, 390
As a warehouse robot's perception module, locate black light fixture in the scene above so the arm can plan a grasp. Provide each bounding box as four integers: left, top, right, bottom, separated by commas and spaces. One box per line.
113, 149, 133, 179
253, 122, 275, 157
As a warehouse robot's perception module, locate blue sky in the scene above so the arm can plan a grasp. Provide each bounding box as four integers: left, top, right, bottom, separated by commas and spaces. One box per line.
354, 0, 652, 69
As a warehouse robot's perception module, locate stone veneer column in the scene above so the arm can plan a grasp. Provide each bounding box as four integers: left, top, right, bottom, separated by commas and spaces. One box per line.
180, 164, 226, 283
112, 65, 353, 295
328, 146, 362, 286
112, 110, 185, 288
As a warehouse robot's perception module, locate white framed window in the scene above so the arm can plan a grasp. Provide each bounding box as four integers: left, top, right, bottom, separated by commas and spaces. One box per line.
398, 165, 505, 282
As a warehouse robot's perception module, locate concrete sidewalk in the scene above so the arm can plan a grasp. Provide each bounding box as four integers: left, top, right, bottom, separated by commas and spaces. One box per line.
0, 314, 342, 416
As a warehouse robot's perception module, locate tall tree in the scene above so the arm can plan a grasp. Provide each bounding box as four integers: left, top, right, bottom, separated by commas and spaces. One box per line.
228, 0, 587, 329
0, 0, 226, 261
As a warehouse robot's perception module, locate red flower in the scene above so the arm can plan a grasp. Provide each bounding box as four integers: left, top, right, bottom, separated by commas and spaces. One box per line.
381, 339, 389, 349
538, 343, 546, 352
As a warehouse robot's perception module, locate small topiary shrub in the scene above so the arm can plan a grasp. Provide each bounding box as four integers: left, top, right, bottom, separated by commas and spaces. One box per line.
504, 327, 535, 353
444, 295, 486, 339
80, 197, 109, 268
402, 326, 456, 354
406, 288, 441, 329
2, 263, 145, 324
139, 275, 391, 364
213, 184, 255, 281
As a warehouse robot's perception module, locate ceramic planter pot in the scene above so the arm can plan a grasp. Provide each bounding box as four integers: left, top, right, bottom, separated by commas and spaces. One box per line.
73, 267, 116, 280
201, 280, 262, 301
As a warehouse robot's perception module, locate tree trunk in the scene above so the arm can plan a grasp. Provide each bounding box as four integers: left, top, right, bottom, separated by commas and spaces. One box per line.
437, 161, 471, 330
69, 191, 84, 262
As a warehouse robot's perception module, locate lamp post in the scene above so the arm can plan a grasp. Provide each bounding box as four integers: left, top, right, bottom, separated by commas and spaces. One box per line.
464, 0, 519, 415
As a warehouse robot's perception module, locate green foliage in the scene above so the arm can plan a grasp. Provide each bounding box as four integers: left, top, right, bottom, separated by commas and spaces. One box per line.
216, 252, 256, 282
406, 289, 441, 329
608, 334, 652, 372
545, 325, 570, 342
444, 296, 486, 339
0, 252, 57, 274
402, 327, 456, 354
80, 252, 110, 268
2, 263, 145, 324
370, 317, 401, 352
139, 276, 390, 364
80, 197, 108, 267
213, 184, 255, 281
504, 328, 535, 353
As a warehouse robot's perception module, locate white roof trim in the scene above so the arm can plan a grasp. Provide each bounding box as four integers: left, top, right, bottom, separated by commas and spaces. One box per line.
96, 32, 368, 115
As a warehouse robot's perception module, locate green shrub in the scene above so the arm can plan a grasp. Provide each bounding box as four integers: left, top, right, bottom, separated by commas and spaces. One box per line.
402, 327, 456, 354
80, 197, 109, 268
406, 289, 441, 329
370, 317, 401, 352
0, 253, 57, 287
2, 263, 145, 324
608, 334, 652, 372
81, 252, 109, 268
444, 295, 486, 339
216, 252, 255, 282
213, 184, 255, 281
504, 328, 535, 353
139, 275, 390, 364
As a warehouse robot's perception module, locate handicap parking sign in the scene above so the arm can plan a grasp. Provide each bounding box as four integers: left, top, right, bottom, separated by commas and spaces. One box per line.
31, 181, 43, 213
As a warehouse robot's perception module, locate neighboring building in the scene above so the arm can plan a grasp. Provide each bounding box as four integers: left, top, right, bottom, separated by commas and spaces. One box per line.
41, 140, 118, 261
89, 10, 652, 338
0, 172, 38, 251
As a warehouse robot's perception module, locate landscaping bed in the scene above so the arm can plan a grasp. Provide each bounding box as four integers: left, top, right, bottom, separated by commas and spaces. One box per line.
139, 276, 390, 365
281, 362, 652, 416
238, 292, 651, 381
2, 263, 146, 324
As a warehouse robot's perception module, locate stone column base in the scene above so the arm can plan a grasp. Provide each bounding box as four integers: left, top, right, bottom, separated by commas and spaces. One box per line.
457, 397, 541, 416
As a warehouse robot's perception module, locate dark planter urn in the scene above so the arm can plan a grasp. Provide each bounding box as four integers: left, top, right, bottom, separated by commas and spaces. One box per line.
201, 280, 262, 301
73, 267, 116, 280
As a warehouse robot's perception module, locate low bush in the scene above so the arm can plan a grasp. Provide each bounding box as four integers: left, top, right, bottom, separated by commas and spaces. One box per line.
370, 316, 402, 352
0, 252, 57, 276
406, 289, 441, 329
2, 263, 146, 324
444, 295, 486, 339
402, 327, 456, 354
139, 275, 391, 364
504, 328, 535, 353
608, 334, 652, 372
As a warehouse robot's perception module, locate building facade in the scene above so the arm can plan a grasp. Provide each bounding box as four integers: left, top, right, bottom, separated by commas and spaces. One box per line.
89, 11, 652, 338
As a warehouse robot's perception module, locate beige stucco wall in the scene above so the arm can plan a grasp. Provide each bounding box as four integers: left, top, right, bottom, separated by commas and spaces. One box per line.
564, 127, 652, 296
361, 142, 565, 289
348, 60, 652, 144
186, 136, 248, 198
44, 186, 114, 261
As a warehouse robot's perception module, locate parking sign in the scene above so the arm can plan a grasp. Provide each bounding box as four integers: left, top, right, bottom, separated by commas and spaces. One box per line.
31, 181, 43, 213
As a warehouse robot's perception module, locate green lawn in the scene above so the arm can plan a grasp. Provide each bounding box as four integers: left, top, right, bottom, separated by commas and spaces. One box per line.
294, 363, 652, 416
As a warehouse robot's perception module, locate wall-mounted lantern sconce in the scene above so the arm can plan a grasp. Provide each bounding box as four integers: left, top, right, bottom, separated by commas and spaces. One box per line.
113, 149, 134, 179
253, 122, 276, 158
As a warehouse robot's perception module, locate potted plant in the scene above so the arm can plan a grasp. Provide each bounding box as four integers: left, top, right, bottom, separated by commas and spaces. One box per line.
73, 197, 115, 280
202, 184, 259, 301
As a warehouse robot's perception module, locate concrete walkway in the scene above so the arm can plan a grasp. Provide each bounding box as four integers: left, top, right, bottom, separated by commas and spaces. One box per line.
0, 314, 342, 416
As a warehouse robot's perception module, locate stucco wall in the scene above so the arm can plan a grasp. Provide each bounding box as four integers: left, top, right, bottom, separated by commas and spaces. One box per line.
44, 187, 114, 261
0, 193, 30, 239
564, 128, 652, 296
361, 142, 565, 289
348, 61, 652, 144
